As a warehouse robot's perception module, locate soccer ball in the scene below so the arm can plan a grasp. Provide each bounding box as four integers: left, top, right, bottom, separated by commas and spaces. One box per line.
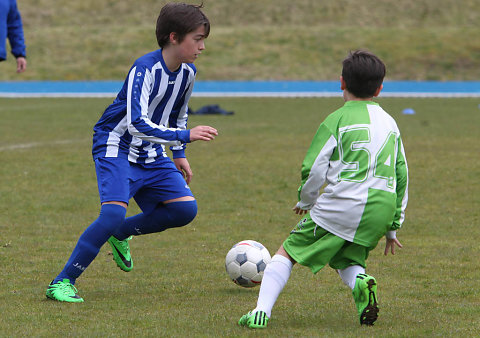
225, 240, 271, 288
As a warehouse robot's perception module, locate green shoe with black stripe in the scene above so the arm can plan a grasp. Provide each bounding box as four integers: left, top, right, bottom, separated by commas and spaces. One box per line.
238, 311, 269, 329
46, 279, 84, 303
107, 236, 133, 272
352, 273, 379, 325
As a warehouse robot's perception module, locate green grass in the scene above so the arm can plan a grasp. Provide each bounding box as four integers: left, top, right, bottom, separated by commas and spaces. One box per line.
1, 96, 479, 336
2, 0, 480, 80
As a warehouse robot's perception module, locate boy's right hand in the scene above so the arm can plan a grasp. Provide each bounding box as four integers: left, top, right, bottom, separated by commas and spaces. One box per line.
292, 202, 310, 215
292, 205, 308, 215
189, 125, 218, 142
292, 200, 314, 215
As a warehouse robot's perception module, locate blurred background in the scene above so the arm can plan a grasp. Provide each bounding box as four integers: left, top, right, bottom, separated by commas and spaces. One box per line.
2, 0, 480, 81
1, 2, 480, 336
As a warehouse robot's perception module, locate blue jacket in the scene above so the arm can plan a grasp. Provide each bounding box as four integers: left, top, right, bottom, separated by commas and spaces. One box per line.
0, 0, 26, 60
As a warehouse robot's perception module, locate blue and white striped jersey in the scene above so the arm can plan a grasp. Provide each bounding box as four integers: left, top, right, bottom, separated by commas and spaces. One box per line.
92, 49, 195, 164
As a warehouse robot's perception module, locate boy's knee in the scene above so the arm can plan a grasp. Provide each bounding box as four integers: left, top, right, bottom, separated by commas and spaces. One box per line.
166, 200, 197, 227
99, 203, 127, 224
140, 200, 198, 234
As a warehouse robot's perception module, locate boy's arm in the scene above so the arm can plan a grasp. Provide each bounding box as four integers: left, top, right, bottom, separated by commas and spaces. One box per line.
170, 77, 194, 184
169, 78, 194, 159
391, 135, 408, 230
384, 135, 408, 254
7, 1, 26, 59
296, 122, 337, 210
126, 65, 190, 146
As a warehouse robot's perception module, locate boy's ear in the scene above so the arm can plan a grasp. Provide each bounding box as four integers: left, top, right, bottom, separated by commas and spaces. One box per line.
340, 76, 346, 90
169, 32, 179, 45
373, 84, 383, 97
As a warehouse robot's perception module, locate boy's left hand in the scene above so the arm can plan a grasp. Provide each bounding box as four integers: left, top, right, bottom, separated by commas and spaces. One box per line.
189, 125, 218, 142
384, 237, 403, 256
174, 157, 193, 184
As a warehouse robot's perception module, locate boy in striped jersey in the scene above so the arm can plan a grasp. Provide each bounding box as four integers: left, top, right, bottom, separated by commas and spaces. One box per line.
239, 50, 408, 328
46, 3, 217, 303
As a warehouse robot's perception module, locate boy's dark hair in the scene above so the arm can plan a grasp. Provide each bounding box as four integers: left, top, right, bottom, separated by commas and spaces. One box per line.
342, 50, 386, 98
156, 3, 210, 48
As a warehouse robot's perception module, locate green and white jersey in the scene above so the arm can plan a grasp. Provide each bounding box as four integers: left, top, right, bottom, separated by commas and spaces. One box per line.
297, 100, 408, 247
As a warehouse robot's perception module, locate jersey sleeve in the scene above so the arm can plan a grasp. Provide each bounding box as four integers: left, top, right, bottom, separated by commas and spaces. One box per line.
7, 0, 26, 58
391, 135, 408, 230
169, 76, 195, 158
297, 121, 337, 209
126, 65, 190, 146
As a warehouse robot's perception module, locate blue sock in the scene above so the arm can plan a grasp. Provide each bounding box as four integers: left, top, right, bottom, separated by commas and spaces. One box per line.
112, 200, 197, 240
53, 204, 126, 285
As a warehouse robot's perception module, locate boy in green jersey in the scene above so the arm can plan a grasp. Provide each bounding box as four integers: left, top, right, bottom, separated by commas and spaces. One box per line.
239, 50, 408, 328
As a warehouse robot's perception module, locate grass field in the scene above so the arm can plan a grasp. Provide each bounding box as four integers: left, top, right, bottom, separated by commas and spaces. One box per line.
0, 96, 479, 336
2, 0, 480, 81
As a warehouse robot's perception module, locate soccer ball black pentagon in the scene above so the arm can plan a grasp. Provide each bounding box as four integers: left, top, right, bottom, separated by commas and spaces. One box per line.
225, 240, 272, 287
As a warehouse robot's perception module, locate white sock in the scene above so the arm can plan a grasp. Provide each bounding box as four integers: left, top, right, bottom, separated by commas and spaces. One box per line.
253, 254, 293, 318
338, 265, 365, 290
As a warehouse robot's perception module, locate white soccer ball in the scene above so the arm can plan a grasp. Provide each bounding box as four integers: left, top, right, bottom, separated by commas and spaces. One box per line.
225, 240, 272, 288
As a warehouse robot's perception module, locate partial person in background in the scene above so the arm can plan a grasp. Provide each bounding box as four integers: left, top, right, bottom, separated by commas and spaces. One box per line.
0, 0, 27, 73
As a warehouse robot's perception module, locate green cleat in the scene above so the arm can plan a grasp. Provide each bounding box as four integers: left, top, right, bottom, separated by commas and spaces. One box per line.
107, 236, 133, 272
352, 273, 379, 326
46, 279, 84, 303
238, 311, 269, 329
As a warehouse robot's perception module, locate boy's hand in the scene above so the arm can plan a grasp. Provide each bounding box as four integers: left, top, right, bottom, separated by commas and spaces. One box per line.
292, 202, 310, 215
384, 237, 403, 256
173, 157, 193, 184
292, 205, 308, 215
292, 201, 312, 215
16, 57, 27, 73
189, 125, 218, 142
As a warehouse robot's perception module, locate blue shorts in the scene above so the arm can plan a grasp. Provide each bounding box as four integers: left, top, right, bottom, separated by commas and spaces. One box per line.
95, 157, 193, 213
